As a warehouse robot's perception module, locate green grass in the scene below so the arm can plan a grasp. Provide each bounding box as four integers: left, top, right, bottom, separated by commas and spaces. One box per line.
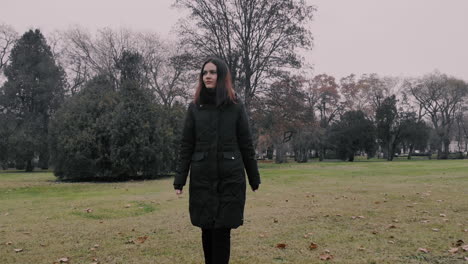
0, 160, 467, 263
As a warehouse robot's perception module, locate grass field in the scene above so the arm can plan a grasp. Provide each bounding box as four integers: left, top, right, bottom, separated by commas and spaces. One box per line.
0, 160, 467, 263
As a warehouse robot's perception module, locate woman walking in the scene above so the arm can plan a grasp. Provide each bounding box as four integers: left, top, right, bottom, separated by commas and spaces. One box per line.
174, 57, 260, 264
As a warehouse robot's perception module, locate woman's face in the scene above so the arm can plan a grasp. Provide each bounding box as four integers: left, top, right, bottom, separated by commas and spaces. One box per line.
203, 62, 217, 89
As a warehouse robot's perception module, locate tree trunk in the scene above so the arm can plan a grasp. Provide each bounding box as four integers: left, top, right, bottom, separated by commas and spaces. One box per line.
25, 159, 34, 172
407, 144, 414, 160
275, 143, 287, 163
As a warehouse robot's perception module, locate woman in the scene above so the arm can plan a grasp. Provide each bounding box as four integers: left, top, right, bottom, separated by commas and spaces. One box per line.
174, 57, 260, 264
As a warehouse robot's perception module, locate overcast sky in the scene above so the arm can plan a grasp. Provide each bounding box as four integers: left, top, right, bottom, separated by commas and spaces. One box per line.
1, 0, 467, 81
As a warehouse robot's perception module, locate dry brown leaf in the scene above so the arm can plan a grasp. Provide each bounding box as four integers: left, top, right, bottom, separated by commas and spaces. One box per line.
125, 204, 131, 208
273, 218, 278, 223
358, 216, 365, 219
14, 248, 23, 253
464, 256, 468, 261
309, 242, 318, 250
276, 243, 287, 249
259, 234, 265, 238
125, 240, 135, 244
372, 231, 378, 235
448, 247, 459, 254
358, 246, 366, 251
455, 240, 464, 247
418, 248, 429, 253
85, 208, 93, 213
58, 257, 69, 263
6, 241, 12, 245
388, 225, 397, 229
388, 241, 395, 244
420, 220, 430, 223
440, 213, 446, 217
432, 228, 439, 232
392, 219, 399, 223
462, 244, 468, 251
319, 253, 333, 260
136, 236, 148, 243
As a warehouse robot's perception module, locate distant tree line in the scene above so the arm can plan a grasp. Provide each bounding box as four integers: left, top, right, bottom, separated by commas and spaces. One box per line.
1, 0, 468, 181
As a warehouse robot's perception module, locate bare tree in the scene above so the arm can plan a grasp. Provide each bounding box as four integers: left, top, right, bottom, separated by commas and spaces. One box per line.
175, 0, 315, 109
60, 27, 195, 102
407, 71, 468, 158
0, 23, 18, 83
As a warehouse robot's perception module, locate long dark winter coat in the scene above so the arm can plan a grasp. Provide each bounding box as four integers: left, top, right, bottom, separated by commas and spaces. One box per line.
174, 91, 260, 229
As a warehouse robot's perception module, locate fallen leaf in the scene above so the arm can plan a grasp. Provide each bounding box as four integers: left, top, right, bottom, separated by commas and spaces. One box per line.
448, 247, 459, 254
14, 248, 23, 253
273, 218, 278, 223
276, 243, 287, 249
125, 204, 131, 208
462, 244, 468, 251
358, 246, 365, 251
372, 231, 378, 235
464, 256, 468, 261
418, 248, 429, 253
309, 242, 318, 250
6, 241, 12, 245
358, 216, 365, 219
392, 219, 399, 223
125, 240, 135, 244
85, 208, 93, 213
94, 244, 99, 248
388, 241, 395, 244
259, 234, 265, 238
58, 257, 69, 263
319, 253, 333, 260
388, 225, 397, 229
136, 236, 148, 243
436, 200, 443, 202
453, 240, 464, 247
440, 213, 446, 217
324, 249, 330, 253
420, 220, 430, 223
432, 228, 439, 232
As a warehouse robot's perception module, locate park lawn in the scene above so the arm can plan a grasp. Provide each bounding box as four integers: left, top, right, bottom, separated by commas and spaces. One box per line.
0, 160, 467, 264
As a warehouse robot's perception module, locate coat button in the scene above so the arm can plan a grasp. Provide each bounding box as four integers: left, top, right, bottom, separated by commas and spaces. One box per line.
231, 157, 234, 159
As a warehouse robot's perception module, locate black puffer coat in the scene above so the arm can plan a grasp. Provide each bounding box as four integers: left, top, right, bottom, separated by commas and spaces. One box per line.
174, 90, 260, 229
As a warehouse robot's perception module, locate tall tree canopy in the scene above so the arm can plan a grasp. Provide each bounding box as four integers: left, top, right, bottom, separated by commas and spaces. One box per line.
0, 29, 65, 171
175, 0, 315, 108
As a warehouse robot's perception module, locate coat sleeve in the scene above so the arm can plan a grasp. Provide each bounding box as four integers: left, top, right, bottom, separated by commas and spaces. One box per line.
174, 103, 195, 187
237, 102, 261, 186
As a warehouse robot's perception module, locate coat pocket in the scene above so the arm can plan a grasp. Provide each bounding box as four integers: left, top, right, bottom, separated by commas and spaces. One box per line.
222, 151, 244, 181
191, 152, 206, 161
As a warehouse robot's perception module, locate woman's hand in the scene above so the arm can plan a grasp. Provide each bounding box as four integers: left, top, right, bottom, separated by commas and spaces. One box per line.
175, 189, 183, 195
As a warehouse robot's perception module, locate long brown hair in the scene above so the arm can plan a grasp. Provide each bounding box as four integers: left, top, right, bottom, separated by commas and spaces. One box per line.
194, 57, 237, 105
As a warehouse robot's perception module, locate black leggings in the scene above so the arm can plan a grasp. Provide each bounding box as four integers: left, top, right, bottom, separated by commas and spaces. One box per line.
201, 228, 231, 264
